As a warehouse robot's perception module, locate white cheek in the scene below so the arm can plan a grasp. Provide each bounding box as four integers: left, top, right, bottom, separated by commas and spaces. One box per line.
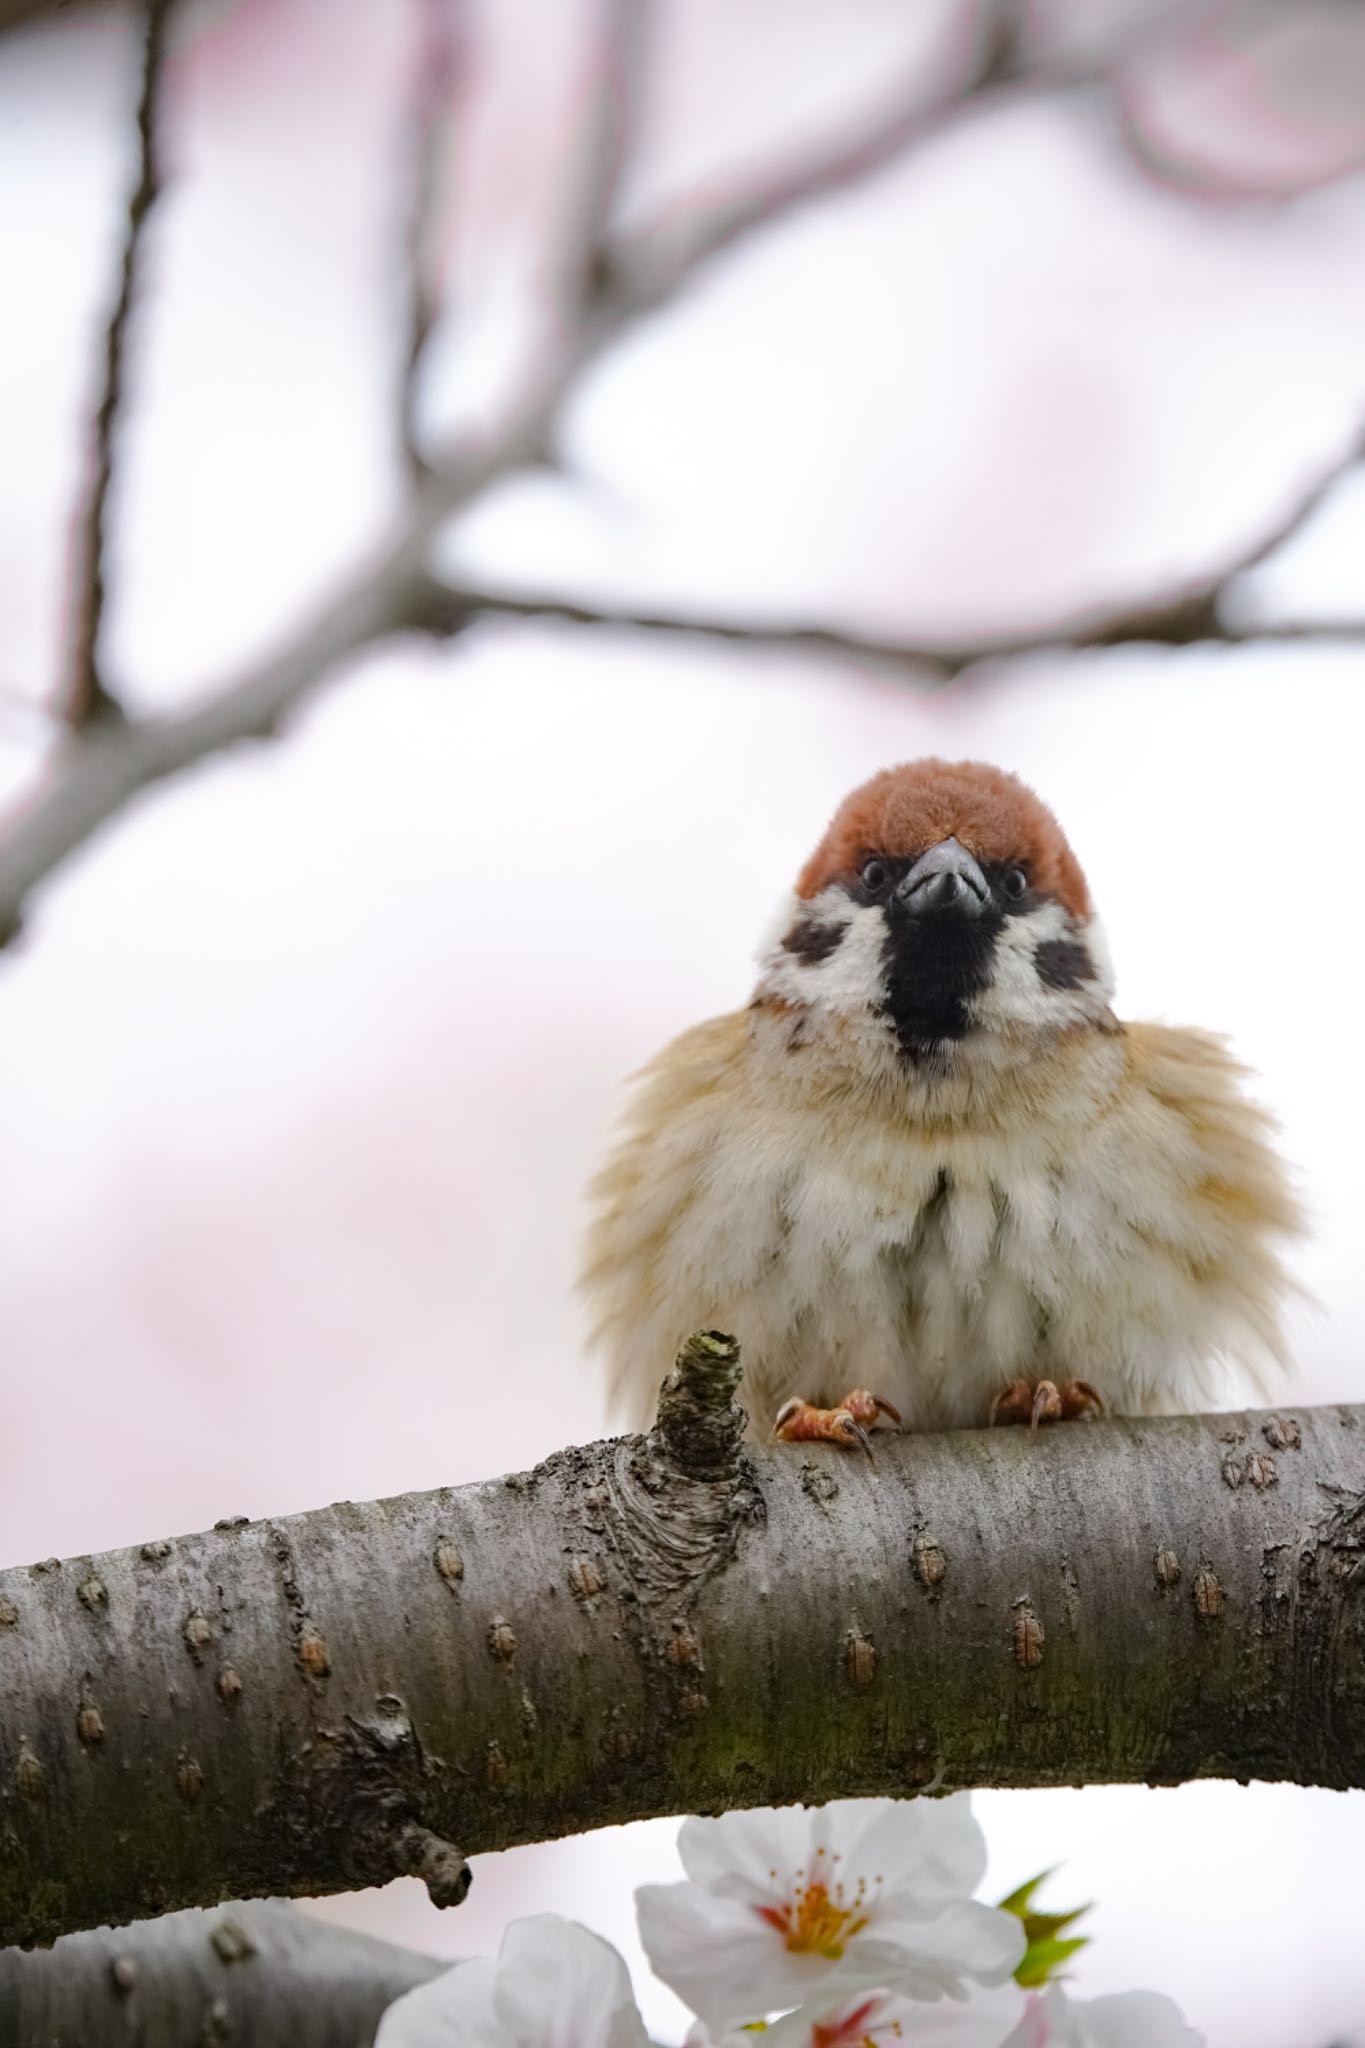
753, 889, 806, 962
976, 902, 1070, 1026
1084, 915, 1117, 1003
971, 908, 1115, 1033
755, 886, 887, 1014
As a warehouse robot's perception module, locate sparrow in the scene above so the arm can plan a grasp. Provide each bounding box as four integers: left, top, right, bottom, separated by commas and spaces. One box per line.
582, 759, 1301, 1450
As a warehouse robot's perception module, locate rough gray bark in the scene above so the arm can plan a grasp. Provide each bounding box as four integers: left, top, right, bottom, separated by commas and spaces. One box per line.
0, 1899, 442, 2048
1, 1334, 1363, 1954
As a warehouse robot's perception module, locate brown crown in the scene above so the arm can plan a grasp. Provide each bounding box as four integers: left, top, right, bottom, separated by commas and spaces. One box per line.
796, 759, 1090, 918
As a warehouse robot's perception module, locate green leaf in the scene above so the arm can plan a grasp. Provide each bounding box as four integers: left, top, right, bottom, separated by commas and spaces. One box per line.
1020, 1906, 1089, 1945
1016, 1936, 1089, 1988
995, 1868, 1057, 1918
997, 1867, 1092, 1986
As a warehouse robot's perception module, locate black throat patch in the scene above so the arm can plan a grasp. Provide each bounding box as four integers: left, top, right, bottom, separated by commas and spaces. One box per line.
878, 905, 1003, 1055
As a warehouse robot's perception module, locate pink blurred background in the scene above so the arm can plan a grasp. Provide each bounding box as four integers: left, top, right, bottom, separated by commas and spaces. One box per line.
3, 2, 1365, 2041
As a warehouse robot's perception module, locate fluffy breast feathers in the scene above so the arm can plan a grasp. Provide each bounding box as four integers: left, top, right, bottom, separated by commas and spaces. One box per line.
581, 1007, 1302, 1434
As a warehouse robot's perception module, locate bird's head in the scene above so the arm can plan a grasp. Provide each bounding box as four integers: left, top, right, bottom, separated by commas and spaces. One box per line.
757, 759, 1114, 1062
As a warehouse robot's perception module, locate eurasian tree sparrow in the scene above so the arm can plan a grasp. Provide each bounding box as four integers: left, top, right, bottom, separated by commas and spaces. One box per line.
583, 760, 1300, 1450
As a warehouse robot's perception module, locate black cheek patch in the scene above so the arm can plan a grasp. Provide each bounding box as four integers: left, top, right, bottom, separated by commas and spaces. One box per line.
781, 918, 846, 965
1035, 938, 1094, 990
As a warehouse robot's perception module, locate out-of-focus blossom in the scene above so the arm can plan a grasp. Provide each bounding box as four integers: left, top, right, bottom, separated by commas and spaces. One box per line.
1003, 1982, 1204, 2048
637, 1797, 1025, 2031
373, 1914, 650, 2048
1120, 1, 1365, 198
735, 1982, 1024, 2046
1023, 0, 1365, 197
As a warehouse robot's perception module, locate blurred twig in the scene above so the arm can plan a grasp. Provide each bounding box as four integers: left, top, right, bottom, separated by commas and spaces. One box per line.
0, 0, 1002, 942
398, 0, 467, 481
430, 423, 1365, 679
65, 0, 176, 731
4, 0, 1362, 947
553, 0, 653, 319
608, 0, 1019, 315
416, 579, 1365, 680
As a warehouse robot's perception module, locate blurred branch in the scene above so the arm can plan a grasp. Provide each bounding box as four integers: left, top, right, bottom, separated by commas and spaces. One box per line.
0, 4, 1019, 946
398, 0, 467, 481
553, 0, 654, 319
428, 418, 1365, 674
3, 1, 1358, 947
0, 1901, 442, 2048
425, 581, 1365, 680
0, 549, 458, 950
0, 0, 91, 25
605, 0, 1021, 316
1, 1352, 1364, 1949
64, 0, 176, 732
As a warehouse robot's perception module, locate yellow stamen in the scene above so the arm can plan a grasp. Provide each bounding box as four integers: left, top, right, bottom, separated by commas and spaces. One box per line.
758, 1880, 870, 1959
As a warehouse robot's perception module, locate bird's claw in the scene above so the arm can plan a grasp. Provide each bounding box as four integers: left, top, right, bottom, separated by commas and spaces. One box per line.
841, 1388, 902, 1431
989, 1376, 1106, 1431
772, 1388, 901, 1461
1030, 1379, 1063, 1430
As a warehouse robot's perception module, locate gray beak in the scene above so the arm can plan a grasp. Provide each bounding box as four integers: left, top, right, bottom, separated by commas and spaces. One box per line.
895, 838, 989, 920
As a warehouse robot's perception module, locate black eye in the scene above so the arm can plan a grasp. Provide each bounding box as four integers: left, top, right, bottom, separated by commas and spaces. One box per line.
860, 858, 890, 894
1004, 866, 1028, 899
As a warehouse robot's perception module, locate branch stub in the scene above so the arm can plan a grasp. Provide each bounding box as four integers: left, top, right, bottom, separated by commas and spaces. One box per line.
651, 1329, 746, 1478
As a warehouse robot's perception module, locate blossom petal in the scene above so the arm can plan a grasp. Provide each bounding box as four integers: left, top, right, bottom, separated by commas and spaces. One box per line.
787, 1901, 1025, 2009
638, 1874, 841, 2026
377, 1918, 649, 2048
677, 1804, 822, 1904
374, 1958, 498, 2048
830, 1795, 988, 1912
492, 1916, 650, 2048
639, 1879, 1023, 2029
1004, 1984, 1204, 2048
1001, 1992, 1052, 2048
891, 1900, 1028, 1989
675, 1797, 988, 1917
767, 1982, 1027, 2048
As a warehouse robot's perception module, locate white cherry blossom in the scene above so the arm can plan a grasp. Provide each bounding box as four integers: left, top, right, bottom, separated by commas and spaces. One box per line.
1003, 1983, 1203, 2048
775, 1983, 1026, 2046
684, 1983, 1024, 2047
373, 1914, 649, 2048
637, 1797, 1025, 2030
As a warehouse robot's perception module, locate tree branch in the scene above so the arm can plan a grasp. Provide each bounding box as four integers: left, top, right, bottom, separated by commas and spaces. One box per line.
551, 0, 653, 321
601, 0, 1022, 319
0, 1900, 442, 2048
0, 552, 462, 950
424, 578, 1365, 680
5, 3, 1359, 947
427, 416, 1365, 676
397, 0, 467, 482
0, 7, 1017, 946
64, 0, 176, 731
1, 1332, 1362, 1951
